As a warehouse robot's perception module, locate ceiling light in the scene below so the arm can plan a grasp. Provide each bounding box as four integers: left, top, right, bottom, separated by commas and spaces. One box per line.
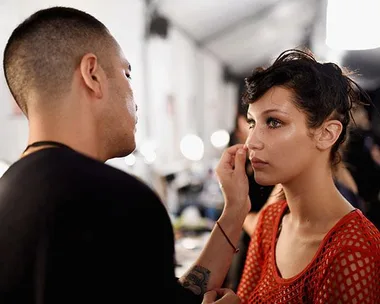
326, 0, 380, 50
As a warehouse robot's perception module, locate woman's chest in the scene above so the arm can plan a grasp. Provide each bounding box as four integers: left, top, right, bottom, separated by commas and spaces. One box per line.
274, 232, 323, 279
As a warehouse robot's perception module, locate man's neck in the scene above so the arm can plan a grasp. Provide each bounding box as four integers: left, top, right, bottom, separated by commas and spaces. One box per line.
27, 116, 106, 162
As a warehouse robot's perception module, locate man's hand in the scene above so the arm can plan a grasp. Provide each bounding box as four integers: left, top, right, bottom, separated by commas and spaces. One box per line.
202, 288, 241, 304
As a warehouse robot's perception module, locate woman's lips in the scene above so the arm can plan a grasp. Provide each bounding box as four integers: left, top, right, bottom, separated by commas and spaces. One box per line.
250, 157, 269, 169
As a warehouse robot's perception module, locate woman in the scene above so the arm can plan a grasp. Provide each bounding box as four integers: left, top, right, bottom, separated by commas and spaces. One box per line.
231, 49, 380, 303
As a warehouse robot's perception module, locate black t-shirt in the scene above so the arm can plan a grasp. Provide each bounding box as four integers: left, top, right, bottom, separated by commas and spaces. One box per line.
0, 147, 201, 304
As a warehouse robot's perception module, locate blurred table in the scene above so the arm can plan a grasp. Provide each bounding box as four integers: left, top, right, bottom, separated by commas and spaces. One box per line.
175, 231, 211, 277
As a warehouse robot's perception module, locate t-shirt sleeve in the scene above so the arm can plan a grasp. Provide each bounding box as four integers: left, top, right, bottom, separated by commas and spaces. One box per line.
113, 185, 202, 303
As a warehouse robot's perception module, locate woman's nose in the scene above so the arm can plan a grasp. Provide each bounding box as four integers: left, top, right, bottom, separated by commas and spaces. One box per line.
245, 128, 264, 150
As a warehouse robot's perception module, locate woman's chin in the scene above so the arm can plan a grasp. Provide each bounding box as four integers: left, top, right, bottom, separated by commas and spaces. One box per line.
253, 173, 278, 186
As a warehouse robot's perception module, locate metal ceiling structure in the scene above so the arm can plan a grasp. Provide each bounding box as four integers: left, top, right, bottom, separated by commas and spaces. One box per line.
152, 0, 380, 90
157, 0, 321, 75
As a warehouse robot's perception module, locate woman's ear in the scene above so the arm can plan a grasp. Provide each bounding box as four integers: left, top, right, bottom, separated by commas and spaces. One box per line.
315, 120, 343, 150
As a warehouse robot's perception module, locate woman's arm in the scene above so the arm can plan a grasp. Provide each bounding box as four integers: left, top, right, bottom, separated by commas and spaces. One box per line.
179, 144, 251, 295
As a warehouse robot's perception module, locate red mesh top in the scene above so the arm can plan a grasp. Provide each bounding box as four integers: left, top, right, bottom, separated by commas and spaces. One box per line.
237, 201, 380, 303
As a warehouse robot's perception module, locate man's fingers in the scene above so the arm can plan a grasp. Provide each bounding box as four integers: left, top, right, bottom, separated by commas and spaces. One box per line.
209, 288, 241, 303
213, 288, 235, 297
202, 290, 217, 304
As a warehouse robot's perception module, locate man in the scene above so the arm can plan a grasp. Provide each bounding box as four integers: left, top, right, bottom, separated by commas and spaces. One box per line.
0, 6, 249, 304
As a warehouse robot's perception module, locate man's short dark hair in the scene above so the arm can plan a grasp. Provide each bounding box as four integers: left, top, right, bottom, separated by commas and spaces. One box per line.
3, 6, 115, 115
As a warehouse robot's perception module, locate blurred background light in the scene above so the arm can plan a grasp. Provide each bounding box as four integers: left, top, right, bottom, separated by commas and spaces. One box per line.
124, 154, 136, 166
140, 140, 157, 164
180, 134, 204, 161
210, 129, 230, 149
144, 151, 157, 164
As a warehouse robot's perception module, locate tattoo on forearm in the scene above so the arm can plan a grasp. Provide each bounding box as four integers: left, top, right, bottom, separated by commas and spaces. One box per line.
181, 265, 211, 295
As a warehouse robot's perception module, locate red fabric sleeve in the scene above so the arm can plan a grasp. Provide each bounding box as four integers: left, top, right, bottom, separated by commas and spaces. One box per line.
314, 236, 380, 303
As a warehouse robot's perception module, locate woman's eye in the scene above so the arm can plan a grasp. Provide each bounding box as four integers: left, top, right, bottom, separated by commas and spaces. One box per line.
247, 119, 255, 129
267, 117, 282, 129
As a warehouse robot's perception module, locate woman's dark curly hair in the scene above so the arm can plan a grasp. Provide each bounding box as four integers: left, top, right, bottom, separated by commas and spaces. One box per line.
242, 48, 371, 166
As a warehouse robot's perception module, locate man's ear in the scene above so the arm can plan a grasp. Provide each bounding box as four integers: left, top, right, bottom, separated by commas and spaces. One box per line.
79, 53, 104, 99
315, 120, 343, 150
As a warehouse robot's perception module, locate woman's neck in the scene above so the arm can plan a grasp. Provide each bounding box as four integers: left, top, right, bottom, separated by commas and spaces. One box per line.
281, 166, 354, 230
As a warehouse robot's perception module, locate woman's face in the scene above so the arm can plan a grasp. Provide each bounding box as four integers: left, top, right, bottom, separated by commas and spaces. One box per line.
245, 86, 319, 186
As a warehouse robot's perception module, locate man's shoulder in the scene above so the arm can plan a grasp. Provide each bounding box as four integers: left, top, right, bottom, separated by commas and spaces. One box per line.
2, 148, 159, 200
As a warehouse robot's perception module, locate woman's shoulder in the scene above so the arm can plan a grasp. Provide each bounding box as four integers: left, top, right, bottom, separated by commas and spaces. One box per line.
255, 201, 287, 239
324, 210, 380, 259
260, 200, 287, 223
